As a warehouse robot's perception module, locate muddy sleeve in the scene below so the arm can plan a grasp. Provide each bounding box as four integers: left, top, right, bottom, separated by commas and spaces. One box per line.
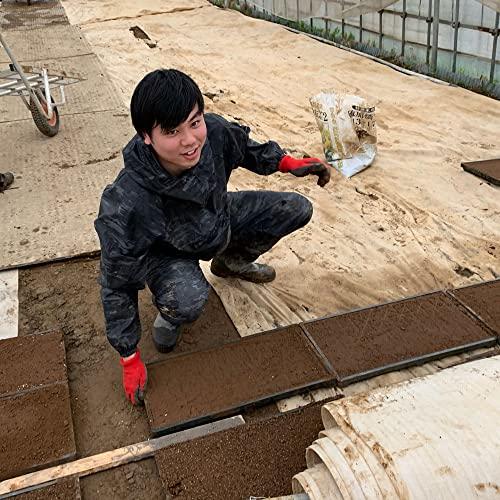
95, 197, 156, 357
223, 119, 285, 175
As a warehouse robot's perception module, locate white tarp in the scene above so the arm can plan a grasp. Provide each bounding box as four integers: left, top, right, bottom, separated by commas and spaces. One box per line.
295, 356, 500, 498
0, 270, 18, 339
62, 0, 500, 338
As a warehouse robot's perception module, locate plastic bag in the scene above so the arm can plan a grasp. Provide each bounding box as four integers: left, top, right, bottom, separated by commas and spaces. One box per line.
310, 91, 377, 178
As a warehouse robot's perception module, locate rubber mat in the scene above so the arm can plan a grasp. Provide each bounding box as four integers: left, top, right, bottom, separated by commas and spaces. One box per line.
0, 26, 91, 63
0, 110, 131, 270
0, 0, 69, 31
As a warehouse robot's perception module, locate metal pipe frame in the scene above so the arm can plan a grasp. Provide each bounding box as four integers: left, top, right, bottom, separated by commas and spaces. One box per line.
232, 0, 500, 81
491, 12, 500, 82
431, 0, 440, 71
427, 0, 433, 65
379, 10, 383, 50
401, 0, 407, 56
452, 0, 461, 72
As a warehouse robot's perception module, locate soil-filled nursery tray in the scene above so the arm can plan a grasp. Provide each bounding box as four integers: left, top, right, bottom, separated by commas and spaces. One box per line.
0, 384, 76, 481
155, 402, 324, 499
461, 158, 500, 185
145, 325, 332, 436
450, 279, 500, 335
302, 291, 496, 386
15, 478, 81, 500
0, 330, 67, 398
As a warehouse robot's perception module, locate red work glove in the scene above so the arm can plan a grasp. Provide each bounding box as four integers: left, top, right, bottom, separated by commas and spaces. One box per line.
278, 155, 331, 187
120, 350, 147, 405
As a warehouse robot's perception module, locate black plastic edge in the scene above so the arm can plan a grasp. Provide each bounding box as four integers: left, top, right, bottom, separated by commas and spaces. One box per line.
148, 376, 335, 438
461, 163, 500, 186
445, 290, 499, 338
336, 336, 498, 387
300, 289, 445, 326
298, 323, 337, 377
145, 323, 306, 369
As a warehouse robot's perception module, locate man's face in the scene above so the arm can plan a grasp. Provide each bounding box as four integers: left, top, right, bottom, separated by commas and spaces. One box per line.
144, 105, 207, 176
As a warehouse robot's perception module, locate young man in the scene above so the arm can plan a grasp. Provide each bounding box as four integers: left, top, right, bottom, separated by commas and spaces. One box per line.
95, 69, 330, 405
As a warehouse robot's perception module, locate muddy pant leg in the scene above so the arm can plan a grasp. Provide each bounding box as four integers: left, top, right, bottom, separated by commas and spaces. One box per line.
146, 256, 210, 333
219, 190, 313, 265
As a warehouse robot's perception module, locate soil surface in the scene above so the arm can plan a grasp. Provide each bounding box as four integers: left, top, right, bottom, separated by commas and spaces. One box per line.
80, 459, 165, 500
0, 384, 76, 481
303, 291, 494, 381
451, 280, 500, 334
0, 330, 66, 397
18, 257, 240, 498
462, 159, 500, 186
17, 478, 80, 500
145, 325, 331, 434
155, 402, 326, 499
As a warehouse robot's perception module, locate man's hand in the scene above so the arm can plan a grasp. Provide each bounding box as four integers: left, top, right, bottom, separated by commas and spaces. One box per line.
278, 155, 331, 187
120, 350, 147, 405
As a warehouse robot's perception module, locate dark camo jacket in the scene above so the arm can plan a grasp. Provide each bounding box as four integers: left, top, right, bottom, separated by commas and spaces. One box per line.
94, 113, 284, 355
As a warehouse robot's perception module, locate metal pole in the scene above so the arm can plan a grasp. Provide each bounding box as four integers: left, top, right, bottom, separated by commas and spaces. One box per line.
452, 0, 460, 72
379, 10, 383, 50
490, 12, 500, 83
426, 0, 432, 65
310, 0, 313, 29
359, 14, 363, 43
325, 0, 329, 35
431, 0, 440, 71
296, 0, 299, 23
401, 0, 407, 56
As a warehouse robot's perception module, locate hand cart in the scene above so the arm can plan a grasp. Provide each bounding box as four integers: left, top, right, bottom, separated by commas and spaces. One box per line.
0, 31, 80, 136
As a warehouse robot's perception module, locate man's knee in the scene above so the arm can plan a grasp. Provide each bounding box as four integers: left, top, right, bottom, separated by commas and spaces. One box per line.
154, 279, 209, 325
286, 193, 313, 228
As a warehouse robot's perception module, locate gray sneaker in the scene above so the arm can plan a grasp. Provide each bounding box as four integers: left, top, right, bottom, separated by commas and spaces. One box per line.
152, 314, 181, 353
210, 256, 276, 284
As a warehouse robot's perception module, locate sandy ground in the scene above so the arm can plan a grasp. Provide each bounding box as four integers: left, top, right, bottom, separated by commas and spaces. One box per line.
62, 0, 500, 336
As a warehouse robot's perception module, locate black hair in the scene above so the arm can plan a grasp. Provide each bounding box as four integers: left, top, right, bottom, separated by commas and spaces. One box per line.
130, 69, 204, 138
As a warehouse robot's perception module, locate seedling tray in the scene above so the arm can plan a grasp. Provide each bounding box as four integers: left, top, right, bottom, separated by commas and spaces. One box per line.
461, 159, 500, 186
301, 290, 497, 387
144, 325, 334, 437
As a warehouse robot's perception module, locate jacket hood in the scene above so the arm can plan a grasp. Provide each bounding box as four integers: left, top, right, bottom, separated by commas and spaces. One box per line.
122, 135, 215, 205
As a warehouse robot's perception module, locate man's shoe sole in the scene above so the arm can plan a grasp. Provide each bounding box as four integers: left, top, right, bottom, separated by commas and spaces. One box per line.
152, 327, 181, 353
152, 339, 176, 354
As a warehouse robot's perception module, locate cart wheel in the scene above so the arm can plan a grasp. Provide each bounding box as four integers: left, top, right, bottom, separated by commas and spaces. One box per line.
29, 90, 60, 137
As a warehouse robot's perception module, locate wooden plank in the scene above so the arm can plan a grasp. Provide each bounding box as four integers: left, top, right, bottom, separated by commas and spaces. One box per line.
0, 416, 244, 497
